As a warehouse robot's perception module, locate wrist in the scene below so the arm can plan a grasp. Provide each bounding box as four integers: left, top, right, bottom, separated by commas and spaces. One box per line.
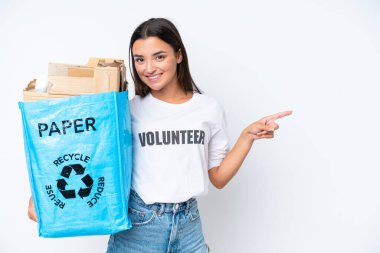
238, 131, 255, 146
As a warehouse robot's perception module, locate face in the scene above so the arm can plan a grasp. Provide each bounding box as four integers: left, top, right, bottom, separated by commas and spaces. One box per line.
132, 36, 183, 94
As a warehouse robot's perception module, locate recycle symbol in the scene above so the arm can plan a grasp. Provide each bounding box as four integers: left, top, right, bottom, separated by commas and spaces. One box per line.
56, 164, 93, 199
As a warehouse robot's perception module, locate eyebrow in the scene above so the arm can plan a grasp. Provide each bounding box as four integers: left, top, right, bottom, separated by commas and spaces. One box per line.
133, 51, 167, 58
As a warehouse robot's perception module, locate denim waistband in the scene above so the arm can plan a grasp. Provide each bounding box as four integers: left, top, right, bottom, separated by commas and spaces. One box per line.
129, 189, 197, 215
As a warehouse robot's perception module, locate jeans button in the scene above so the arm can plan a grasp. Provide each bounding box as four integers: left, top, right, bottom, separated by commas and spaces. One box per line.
175, 203, 179, 210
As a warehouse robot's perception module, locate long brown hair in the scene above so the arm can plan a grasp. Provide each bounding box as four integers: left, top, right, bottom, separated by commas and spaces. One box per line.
129, 18, 201, 97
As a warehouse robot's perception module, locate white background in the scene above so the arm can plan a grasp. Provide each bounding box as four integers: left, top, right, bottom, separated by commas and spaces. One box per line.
1, 0, 379, 252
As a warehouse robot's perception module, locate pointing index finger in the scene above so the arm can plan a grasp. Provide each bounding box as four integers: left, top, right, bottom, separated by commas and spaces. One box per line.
263, 110, 293, 122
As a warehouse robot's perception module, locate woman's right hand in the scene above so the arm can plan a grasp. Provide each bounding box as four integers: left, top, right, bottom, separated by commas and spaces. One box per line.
28, 196, 38, 222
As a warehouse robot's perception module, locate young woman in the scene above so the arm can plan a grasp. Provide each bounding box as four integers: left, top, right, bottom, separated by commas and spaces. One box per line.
28, 18, 292, 253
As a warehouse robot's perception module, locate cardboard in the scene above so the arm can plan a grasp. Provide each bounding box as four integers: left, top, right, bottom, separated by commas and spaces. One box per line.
23, 79, 70, 102
23, 57, 128, 102
48, 57, 126, 95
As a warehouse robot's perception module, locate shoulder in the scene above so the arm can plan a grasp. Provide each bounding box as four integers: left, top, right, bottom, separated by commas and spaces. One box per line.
195, 93, 225, 112
129, 94, 143, 103
194, 92, 220, 105
194, 93, 227, 126
128, 95, 145, 116
129, 94, 146, 107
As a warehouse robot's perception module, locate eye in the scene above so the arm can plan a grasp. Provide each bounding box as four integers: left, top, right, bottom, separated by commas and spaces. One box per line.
134, 58, 144, 64
155, 55, 166, 61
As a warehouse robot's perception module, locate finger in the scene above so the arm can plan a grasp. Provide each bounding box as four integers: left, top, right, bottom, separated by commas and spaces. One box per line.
258, 123, 276, 131
27, 207, 36, 221
257, 133, 274, 139
257, 130, 274, 136
249, 123, 274, 134
262, 110, 293, 122
266, 121, 279, 131
28, 197, 38, 222
28, 212, 37, 222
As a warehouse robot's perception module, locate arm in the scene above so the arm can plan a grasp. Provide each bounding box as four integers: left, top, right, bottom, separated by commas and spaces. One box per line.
208, 110, 292, 189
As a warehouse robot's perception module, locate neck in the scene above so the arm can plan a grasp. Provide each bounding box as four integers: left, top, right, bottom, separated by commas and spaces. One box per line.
151, 85, 193, 104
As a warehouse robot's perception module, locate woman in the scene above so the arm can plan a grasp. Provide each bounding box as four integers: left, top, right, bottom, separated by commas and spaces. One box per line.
29, 18, 292, 253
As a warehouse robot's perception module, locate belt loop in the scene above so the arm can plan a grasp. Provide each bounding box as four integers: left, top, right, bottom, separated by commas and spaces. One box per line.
158, 203, 164, 216
185, 199, 190, 215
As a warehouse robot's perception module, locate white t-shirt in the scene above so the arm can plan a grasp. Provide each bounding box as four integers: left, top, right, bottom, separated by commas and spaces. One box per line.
130, 92, 230, 204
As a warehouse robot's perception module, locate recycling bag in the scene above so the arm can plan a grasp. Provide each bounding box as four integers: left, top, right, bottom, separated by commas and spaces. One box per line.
18, 91, 132, 237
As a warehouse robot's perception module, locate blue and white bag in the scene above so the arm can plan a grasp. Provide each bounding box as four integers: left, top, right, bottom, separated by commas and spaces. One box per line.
18, 91, 132, 237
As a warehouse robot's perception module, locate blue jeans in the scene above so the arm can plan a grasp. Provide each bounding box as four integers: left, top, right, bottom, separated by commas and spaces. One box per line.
106, 190, 210, 253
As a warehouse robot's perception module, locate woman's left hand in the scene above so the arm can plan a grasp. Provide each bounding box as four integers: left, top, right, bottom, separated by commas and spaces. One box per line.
241, 110, 293, 142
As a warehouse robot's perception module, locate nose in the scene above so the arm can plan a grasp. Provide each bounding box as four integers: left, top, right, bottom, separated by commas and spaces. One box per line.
145, 60, 156, 74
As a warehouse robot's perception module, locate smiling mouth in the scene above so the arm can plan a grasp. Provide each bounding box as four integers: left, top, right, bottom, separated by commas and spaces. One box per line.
146, 74, 161, 81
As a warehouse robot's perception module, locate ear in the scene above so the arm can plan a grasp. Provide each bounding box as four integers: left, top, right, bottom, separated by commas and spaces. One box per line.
176, 48, 183, 64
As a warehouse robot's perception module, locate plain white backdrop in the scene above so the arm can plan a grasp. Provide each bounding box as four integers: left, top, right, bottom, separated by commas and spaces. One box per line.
1, 0, 379, 252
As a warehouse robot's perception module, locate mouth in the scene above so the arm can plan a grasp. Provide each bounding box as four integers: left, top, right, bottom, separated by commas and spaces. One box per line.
146, 74, 162, 82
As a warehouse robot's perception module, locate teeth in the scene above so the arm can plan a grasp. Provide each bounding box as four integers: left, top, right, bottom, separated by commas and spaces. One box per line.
148, 75, 160, 80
